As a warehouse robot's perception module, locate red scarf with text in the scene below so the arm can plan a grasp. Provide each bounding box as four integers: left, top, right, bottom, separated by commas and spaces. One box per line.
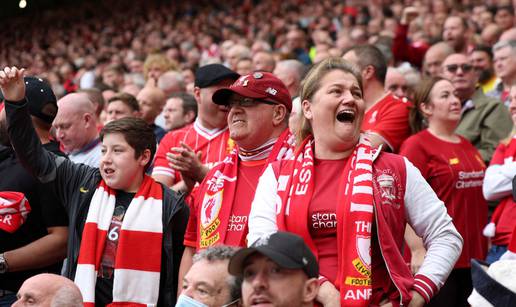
75, 176, 163, 307
196, 129, 294, 249
276, 135, 374, 306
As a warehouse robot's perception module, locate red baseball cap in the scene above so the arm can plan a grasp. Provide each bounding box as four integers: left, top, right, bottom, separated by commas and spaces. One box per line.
212, 72, 292, 111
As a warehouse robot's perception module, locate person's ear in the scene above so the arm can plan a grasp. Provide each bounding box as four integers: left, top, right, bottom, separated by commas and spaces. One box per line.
419, 101, 433, 118
139, 148, 151, 167
272, 105, 287, 126
184, 110, 196, 124
302, 99, 312, 120
83, 113, 93, 127
193, 87, 201, 105
362, 65, 375, 81
302, 278, 319, 303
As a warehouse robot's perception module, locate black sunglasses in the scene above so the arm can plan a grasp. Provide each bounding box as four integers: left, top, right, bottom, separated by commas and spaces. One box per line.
227, 97, 277, 108
445, 64, 473, 74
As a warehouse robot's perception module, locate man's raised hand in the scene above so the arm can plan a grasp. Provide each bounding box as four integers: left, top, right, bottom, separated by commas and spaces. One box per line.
0, 66, 26, 102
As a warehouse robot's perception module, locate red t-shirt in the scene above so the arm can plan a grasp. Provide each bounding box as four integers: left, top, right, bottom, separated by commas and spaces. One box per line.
152, 121, 233, 184
489, 139, 516, 245
400, 129, 488, 268
184, 159, 266, 248
309, 159, 395, 304
362, 93, 411, 153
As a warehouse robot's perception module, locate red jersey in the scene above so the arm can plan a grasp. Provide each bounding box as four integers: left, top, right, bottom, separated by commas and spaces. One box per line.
362, 93, 411, 153
489, 139, 516, 245
400, 130, 488, 268
308, 158, 398, 305
184, 159, 266, 248
152, 120, 234, 184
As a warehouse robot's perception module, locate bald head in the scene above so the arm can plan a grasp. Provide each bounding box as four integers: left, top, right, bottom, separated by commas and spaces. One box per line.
481, 24, 503, 46
252, 51, 276, 72
54, 93, 98, 153
499, 27, 516, 42
137, 86, 166, 124
57, 93, 96, 115
12, 274, 82, 307
424, 42, 454, 77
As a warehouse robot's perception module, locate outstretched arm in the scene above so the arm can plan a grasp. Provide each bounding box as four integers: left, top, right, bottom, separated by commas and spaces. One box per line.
1, 66, 95, 209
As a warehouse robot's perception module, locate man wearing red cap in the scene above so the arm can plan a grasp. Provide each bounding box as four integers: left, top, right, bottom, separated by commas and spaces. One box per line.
178, 72, 295, 286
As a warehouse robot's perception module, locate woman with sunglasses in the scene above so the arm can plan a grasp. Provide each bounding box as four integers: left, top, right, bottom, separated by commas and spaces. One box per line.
483, 84, 516, 263
399, 77, 488, 307
247, 58, 462, 307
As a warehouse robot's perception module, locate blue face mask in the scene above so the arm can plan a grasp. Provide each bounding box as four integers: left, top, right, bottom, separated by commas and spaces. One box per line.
175, 294, 208, 307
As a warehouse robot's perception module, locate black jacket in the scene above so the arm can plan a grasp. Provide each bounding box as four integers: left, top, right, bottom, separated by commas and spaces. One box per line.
5, 99, 188, 306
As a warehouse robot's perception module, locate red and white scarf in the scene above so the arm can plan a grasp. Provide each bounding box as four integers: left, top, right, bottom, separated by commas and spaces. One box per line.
196, 129, 294, 249
277, 135, 374, 306
75, 175, 163, 307
0, 192, 31, 233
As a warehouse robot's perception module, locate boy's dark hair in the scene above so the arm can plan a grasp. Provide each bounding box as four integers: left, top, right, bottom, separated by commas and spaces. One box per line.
100, 117, 156, 171
345, 45, 387, 84
108, 92, 140, 112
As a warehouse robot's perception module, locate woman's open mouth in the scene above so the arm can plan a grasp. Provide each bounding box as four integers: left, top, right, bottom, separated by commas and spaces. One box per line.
336, 110, 356, 123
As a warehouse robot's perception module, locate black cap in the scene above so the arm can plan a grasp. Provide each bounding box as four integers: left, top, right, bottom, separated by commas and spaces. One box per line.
194, 64, 239, 88
24, 77, 58, 124
228, 231, 318, 278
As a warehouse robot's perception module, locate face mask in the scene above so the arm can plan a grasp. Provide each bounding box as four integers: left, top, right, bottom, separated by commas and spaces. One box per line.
175, 294, 208, 307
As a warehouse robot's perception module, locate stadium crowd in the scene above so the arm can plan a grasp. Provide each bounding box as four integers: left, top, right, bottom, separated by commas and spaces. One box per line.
1, 0, 516, 306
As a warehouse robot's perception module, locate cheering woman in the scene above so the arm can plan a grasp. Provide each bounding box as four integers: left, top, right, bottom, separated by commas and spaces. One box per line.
400, 77, 488, 307
247, 58, 463, 307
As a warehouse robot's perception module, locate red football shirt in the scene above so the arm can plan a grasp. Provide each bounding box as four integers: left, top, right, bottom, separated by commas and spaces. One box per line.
489, 139, 516, 245
152, 120, 233, 184
400, 129, 488, 268
309, 159, 395, 303
184, 159, 266, 248
362, 93, 411, 153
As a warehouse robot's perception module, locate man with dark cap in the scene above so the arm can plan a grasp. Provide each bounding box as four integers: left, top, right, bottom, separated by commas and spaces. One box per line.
152, 64, 239, 191
228, 231, 319, 307
0, 77, 67, 306
178, 72, 295, 285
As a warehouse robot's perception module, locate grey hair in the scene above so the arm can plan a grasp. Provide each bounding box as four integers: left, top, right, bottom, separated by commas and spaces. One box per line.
50, 285, 83, 307
192, 245, 241, 303
493, 40, 516, 53
276, 60, 306, 82
157, 70, 185, 92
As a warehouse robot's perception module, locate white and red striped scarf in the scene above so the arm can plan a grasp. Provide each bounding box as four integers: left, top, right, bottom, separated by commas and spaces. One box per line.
277, 135, 374, 306
75, 175, 163, 307
196, 129, 295, 249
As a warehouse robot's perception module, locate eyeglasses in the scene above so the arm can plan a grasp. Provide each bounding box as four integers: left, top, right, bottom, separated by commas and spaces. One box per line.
227, 97, 277, 108
445, 63, 473, 74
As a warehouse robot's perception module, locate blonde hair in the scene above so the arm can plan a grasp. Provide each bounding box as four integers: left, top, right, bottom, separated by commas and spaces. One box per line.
143, 53, 177, 80
297, 57, 362, 146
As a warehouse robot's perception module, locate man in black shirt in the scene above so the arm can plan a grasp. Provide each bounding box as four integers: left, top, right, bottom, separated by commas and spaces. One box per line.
0, 76, 68, 306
